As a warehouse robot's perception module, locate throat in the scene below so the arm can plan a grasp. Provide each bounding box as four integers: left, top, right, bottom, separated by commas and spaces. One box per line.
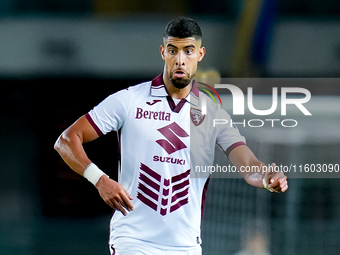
166, 96, 186, 113
172, 98, 181, 106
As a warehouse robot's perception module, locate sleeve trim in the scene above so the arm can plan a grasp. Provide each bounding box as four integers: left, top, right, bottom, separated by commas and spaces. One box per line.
85, 113, 103, 137
225, 142, 247, 158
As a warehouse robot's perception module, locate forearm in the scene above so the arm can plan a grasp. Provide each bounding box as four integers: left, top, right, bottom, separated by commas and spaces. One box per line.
228, 145, 266, 188
228, 145, 288, 192
54, 115, 134, 214
240, 160, 267, 189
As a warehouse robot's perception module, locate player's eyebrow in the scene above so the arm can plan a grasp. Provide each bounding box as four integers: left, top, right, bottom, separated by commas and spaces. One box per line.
167, 43, 196, 49
167, 44, 178, 49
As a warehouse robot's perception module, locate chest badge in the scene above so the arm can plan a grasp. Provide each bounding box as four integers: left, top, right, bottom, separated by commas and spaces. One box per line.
190, 108, 205, 126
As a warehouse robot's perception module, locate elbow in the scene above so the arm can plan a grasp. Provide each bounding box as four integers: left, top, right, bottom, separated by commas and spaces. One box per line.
54, 131, 75, 155
54, 135, 62, 153
54, 133, 69, 154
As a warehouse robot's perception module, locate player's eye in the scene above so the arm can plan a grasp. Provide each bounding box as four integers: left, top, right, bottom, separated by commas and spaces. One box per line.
168, 48, 176, 54
186, 48, 194, 54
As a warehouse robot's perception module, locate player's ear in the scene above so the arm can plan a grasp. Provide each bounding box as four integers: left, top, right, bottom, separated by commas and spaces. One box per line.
198, 47, 206, 62
160, 45, 165, 60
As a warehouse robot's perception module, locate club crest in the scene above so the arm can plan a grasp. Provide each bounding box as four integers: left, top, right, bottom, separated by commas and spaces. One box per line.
190, 108, 205, 126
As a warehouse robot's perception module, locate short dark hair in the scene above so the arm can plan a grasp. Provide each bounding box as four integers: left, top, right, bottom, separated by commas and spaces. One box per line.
163, 16, 202, 40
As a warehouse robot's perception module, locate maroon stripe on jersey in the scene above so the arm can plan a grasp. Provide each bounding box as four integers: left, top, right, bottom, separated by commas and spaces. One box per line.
190, 80, 200, 98
225, 142, 247, 158
138, 182, 159, 201
117, 129, 122, 175
111, 245, 115, 255
166, 96, 186, 113
201, 177, 210, 220
164, 178, 170, 186
172, 179, 190, 192
160, 208, 167, 216
172, 169, 190, 183
137, 192, 157, 211
161, 198, 168, 206
170, 197, 189, 213
85, 113, 103, 137
171, 187, 189, 203
174, 99, 187, 113
151, 74, 163, 86
139, 173, 160, 192
163, 188, 169, 196
140, 163, 161, 182
167, 96, 176, 111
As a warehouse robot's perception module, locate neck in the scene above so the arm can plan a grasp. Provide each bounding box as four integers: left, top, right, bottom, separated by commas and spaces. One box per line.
162, 73, 192, 99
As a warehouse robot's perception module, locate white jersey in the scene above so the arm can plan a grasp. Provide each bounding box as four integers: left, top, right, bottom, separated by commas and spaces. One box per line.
86, 74, 246, 250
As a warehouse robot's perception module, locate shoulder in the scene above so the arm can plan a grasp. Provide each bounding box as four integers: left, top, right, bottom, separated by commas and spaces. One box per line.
127, 80, 152, 94
103, 80, 152, 104
116, 80, 152, 99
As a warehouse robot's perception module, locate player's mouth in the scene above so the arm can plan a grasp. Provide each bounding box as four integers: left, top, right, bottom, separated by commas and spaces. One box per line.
173, 69, 187, 79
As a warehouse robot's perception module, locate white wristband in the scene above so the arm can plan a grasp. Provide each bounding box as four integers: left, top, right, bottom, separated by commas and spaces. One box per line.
262, 177, 268, 189
263, 177, 274, 192
83, 163, 107, 186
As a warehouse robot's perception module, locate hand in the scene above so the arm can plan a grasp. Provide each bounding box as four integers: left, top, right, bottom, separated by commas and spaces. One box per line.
264, 163, 288, 193
95, 175, 134, 216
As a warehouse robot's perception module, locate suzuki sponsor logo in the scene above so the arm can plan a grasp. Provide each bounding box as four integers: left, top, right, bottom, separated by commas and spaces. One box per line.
156, 122, 189, 154
153, 155, 186, 165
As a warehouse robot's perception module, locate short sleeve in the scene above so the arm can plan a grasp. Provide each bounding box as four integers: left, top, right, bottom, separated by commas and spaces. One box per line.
87, 88, 132, 135
215, 107, 246, 157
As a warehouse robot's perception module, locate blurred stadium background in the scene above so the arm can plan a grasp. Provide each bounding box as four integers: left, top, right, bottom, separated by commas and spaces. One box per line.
0, 0, 340, 254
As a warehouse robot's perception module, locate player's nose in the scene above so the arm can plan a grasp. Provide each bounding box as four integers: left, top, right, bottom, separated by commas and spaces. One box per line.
176, 51, 185, 66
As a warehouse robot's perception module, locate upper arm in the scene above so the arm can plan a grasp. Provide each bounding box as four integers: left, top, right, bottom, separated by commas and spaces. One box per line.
54, 115, 100, 174
62, 115, 100, 144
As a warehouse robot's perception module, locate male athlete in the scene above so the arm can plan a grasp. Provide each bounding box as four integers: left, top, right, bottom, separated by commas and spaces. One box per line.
54, 17, 288, 255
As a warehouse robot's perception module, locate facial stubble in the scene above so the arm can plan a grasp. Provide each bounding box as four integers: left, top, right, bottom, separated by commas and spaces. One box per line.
168, 73, 195, 89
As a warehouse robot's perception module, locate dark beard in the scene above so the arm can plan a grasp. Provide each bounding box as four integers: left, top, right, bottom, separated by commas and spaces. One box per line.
169, 77, 191, 89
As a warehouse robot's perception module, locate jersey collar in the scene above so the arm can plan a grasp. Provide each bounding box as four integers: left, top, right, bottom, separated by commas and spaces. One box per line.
150, 74, 199, 107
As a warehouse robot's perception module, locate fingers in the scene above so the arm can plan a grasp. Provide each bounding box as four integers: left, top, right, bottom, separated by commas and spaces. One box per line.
263, 163, 276, 188
112, 199, 129, 216
96, 176, 134, 216
268, 171, 288, 193
116, 191, 134, 215
269, 177, 288, 192
263, 163, 276, 182
265, 163, 288, 193
110, 187, 134, 216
